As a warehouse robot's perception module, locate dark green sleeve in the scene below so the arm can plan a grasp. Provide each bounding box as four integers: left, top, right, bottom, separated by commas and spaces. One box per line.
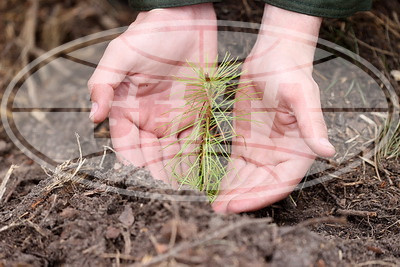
260, 0, 372, 18
129, 0, 222, 11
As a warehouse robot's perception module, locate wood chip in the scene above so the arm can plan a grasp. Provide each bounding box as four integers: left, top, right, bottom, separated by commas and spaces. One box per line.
336, 209, 377, 218
366, 245, 384, 254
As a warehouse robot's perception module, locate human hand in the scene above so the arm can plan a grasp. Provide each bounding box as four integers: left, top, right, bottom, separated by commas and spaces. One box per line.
88, 4, 217, 185
213, 5, 335, 213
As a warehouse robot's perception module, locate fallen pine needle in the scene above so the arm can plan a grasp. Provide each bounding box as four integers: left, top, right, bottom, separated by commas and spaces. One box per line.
0, 165, 18, 202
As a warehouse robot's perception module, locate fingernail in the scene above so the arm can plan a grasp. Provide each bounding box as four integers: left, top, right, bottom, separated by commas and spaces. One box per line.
89, 102, 98, 119
319, 138, 334, 149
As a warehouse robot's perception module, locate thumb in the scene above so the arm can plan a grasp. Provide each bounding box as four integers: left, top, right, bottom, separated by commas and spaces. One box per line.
87, 38, 134, 123
88, 83, 114, 123
292, 84, 336, 157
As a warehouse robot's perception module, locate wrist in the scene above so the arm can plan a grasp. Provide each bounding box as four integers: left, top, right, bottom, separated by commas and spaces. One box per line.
261, 4, 322, 37
253, 4, 321, 61
145, 3, 216, 21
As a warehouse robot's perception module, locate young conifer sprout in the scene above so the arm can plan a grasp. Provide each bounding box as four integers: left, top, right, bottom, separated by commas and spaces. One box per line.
162, 53, 258, 202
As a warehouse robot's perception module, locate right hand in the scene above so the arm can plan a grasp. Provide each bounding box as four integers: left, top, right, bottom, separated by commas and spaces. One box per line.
88, 4, 217, 185
213, 5, 335, 213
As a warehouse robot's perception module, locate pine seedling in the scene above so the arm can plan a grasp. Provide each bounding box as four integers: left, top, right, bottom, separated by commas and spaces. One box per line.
162, 53, 257, 202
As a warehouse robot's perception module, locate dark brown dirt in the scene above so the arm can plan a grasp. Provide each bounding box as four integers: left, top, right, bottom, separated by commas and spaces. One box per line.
0, 157, 399, 266
0, 0, 399, 266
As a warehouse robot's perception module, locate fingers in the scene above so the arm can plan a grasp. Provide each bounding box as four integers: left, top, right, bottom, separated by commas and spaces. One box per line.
229, 157, 312, 213
214, 165, 277, 213
213, 165, 275, 214
177, 129, 200, 181
88, 38, 135, 123
140, 131, 170, 185
227, 167, 282, 213
212, 158, 247, 213
216, 157, 312, 213
288, 82, 336, 157
161, 137, 181, 189
109, 110, 146, 168
109, 96, 172, 185
89, 84, 114, 123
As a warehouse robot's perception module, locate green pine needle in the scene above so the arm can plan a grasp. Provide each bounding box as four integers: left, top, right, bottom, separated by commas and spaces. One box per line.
162, 53, 259, 202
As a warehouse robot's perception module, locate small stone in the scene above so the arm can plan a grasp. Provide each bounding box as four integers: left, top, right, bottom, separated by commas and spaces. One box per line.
60, 207, 78, 219
0, 140, 10, 154
105, 226, 121, 239
315, 259, 326, 267
114, 163, 122, 170
160, 219, 198, 241
390, 70, 400, 81
24, 159, 34, 165
118, 205, 134, 227
154, 242, 168, 254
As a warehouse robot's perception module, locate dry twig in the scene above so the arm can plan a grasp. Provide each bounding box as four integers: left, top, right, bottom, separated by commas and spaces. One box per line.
0, 165, 18, 202
336, 209, 377, 218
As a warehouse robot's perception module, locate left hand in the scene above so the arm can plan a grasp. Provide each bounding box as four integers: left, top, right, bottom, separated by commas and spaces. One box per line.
88, 4, 217, 184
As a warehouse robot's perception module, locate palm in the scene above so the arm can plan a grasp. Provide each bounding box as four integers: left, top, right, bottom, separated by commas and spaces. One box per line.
110, 79, 192, 186
213, 82, 315, 213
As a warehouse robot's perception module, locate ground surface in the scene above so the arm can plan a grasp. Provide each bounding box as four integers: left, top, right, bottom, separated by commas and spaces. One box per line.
0, 0, 400, 266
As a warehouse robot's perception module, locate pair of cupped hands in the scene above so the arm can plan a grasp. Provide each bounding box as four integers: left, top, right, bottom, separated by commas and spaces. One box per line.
88, 3, 335, 213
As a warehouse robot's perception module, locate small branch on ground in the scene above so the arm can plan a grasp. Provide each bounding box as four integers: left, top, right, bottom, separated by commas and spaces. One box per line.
335, 209, 377, 218
0, 165, 19, 202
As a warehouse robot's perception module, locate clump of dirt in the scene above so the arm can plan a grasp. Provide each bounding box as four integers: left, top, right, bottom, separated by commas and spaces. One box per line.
0, 158, 399, 266
0, 163, 334, 266
253, 157, 400, 264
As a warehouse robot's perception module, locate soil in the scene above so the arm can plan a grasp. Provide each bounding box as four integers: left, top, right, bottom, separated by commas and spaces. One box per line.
0, 0, 400, 266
